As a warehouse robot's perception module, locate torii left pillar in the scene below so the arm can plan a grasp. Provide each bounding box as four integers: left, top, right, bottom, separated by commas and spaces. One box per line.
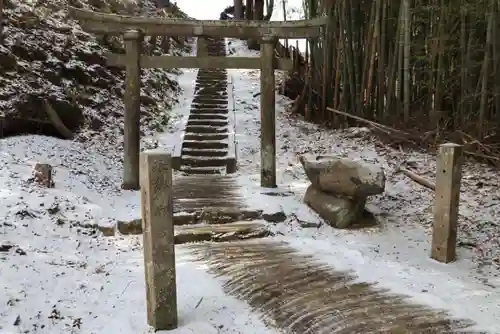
122, 29, 143, 190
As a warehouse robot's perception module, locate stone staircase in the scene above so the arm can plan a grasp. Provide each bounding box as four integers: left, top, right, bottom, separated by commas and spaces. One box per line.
173, 37, 237, 175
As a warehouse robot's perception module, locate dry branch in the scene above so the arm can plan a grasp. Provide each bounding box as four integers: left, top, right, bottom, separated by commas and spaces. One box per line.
326, 107, 417, 144
395, 166, 435, 191
43, 100, 73, 140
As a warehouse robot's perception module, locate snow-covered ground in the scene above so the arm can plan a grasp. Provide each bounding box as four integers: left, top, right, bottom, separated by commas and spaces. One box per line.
225, 39, 500, 332
0, 70, 278, 333
2, 1, 500, 333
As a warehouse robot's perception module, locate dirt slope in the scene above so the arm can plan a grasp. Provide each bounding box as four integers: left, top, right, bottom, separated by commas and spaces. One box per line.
0, 0, 189, 142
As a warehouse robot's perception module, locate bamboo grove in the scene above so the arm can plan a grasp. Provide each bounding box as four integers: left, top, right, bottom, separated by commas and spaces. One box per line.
291, 0, 500, 160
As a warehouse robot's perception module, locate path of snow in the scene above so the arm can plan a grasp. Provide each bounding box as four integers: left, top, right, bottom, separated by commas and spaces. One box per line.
1, 1, 500, 333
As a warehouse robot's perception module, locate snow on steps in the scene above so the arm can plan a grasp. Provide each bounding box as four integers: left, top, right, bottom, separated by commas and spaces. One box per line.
187, 239, 477, 333
111, 220, 272, 244
107, 174, 289, 239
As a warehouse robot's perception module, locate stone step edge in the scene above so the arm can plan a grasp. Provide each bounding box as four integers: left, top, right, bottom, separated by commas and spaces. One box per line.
112, 218, 271, 241
181, 155, 230, 161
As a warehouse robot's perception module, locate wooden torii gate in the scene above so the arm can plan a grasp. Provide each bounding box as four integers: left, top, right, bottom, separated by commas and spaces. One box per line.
69, 7, 326, 189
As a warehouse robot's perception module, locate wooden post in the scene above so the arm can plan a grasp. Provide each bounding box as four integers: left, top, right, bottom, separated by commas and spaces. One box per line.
149, 35, 158, 55
161, 36, 170, 54
260, 36, 277, 188
122, 29, 143, 190
431, 143, 463, 263
196, 36, 208, 56
140, 150, 178, 330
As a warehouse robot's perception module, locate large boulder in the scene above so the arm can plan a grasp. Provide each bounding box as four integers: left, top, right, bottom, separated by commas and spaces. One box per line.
299, 155, 385, 198
304, 185, 365, 229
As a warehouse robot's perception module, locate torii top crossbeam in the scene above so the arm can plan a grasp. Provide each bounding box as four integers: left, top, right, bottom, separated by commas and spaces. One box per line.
68, 7, 327, 39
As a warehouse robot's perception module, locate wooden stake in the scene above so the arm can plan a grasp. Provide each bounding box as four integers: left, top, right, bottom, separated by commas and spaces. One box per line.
431, 143, 463, 263
34, 163, 54, 188
140, 150, 178, 330
122, 29, 143, 190
260, 36, 277, 188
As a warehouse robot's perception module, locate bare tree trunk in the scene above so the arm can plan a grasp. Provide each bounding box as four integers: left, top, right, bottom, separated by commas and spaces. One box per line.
0, 0, 4, 43
248, 0, 264, 49
479, 0, 494, 138
264, 0, 274, 20
245, 0, 253, 20
403, 0, 411, 122
255, 0, 264, 20
234, 0, 243, 19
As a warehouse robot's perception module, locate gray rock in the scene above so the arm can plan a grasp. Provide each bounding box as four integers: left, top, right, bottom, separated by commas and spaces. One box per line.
117, 219, 142, 235
303, 185, 365, 229
299, 155, 385, 198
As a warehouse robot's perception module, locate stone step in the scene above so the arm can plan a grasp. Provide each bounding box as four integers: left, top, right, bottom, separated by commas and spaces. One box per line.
173, 209, 268, 226
195, 91, 226, 96
197, 78, 226, 82
192, 97, 228, 105
196, 79, 228, 85
189, 113, 227, 120
194, 84, 225, 88
180, 166, 225, 174
183, 133, 228, 141
196, 76, 225, 80
195, 82, 227, 87
191, 103, 228, 109
194, 94, 227, 100
198, 69, 226, 74
175, 222, 271, 244
196, 73, 225, 77
195, 83, 227, 89
194, 88, 228, 96
194, 87, 226, 94
194, 85, 226, 90
182, 148, 227, 157
194, 89, 227, 95
197, 76, 227, 81
191, 103, 229, 114
187, 119, 228, 127
197, 72, 226, 76
195, 84, 226, 91
197, 74, 226, 79
183, 140, 228, 150
190, 108, 228, 114
185, 125, 228, 134
193, 92, 227, 98
197, 72, 227, 77
197, 76, 225, 80
192, 92, 227, 100
182, 156, 228, 167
